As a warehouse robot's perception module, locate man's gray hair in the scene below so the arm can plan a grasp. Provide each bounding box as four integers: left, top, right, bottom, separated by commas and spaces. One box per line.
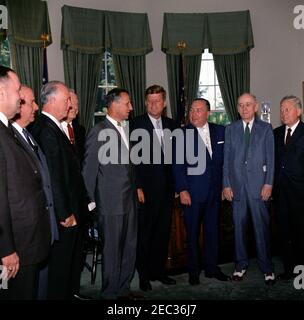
41, 81, 66, 105
280, 95, 302, 109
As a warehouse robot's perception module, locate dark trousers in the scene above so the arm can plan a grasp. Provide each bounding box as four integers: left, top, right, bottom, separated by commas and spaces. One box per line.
47, 225, 78, 300
136, 192, 173, 281
275, 187, 304, 273
0, 264, 39, 300
183, 192, 220, 276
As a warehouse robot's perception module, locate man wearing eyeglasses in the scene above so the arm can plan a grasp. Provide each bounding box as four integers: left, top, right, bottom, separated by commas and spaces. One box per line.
222, 93, 275, 285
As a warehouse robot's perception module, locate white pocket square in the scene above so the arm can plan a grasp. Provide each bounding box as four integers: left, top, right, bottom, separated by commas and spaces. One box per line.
217, 141, 224, 144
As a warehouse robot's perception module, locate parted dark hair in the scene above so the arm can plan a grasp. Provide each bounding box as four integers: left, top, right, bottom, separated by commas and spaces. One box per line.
145, 84, 166, 100
105, 88, 129, 107
0, 65, 15, 83
191, 98, 211, 111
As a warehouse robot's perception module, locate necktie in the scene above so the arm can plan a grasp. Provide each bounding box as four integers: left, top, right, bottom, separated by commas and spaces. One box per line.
244, 122, 250, 158
156, 119, 164, 149
285, 128, 292, 145
23, 128, 41, 161
202, 126, 212, 158
67, 123, 75, 145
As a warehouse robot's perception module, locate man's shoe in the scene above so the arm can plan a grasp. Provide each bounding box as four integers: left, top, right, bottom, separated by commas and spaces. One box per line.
232, 269, 247, 281
139, 280, 152, 292
152, 276, 176, 285
205, 271, 231, 281
277, 272, 294, 280
264, 272, 276, 285
73, 293, 93, 300
189, 275, 200, 286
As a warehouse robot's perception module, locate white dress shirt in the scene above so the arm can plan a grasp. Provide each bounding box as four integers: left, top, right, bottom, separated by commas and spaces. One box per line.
0, 111, 9, 127
284, 120, 300, 141
106, 115, 129, 149
148, 114, 163, 146
198, 122, 212, 158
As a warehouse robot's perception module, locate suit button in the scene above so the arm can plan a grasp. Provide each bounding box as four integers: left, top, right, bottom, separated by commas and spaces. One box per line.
282, 165, 285, 169
46, 206, 49, 210
34, 170, 38, 174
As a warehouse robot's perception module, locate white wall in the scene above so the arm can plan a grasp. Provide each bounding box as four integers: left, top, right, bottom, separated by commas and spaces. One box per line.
46, 0, 304, 128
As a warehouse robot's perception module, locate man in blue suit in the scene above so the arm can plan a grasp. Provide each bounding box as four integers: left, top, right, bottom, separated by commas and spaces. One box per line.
223, 93, 275, 285
173, 98, 230, 285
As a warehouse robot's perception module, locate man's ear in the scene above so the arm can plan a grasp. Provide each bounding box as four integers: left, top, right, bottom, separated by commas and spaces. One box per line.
0, 84, 6, 102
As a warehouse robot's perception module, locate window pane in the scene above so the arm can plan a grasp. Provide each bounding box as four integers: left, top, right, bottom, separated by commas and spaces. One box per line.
215, 86, 224, 110
198, 86, 215, 109
199, 60, 215, 86
106, 53, 116, 86
0, 39, 11, 67
96, 87, 107, 112
202, 48, 213, 60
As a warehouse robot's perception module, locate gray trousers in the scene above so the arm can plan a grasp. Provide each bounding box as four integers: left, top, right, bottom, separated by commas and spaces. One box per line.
99, 207, 137, 299
232, 185, 273, 274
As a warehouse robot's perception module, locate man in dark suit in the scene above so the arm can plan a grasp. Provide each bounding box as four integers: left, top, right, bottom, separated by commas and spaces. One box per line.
172, 98, 230, 285
61, 90, 89, 300
83, 88, 138, 300
223, 93, 275, 285
273, 95, 304, 280
31, 81, 87, 299
0, 66, 51, 300
132, 84, 177, 292
11, 85, 59, 299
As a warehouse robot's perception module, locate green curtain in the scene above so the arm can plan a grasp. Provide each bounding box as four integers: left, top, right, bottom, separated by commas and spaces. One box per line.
162, 10, 254, 122
113, 54, 146, 117
214, 50, 250, 122
63, 49, 103, 132
7, 0, 52, 103
61, 6, 153, 129
184, 55, 201, 113
166, 54, 181, 120
10, 45, 43, 102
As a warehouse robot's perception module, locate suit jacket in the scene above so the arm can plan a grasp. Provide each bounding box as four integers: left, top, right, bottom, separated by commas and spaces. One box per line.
132, 113, 177, 199
173, 122, 225, 202
223, 118, 274, 200
83, 118, 136, 216
273, 121, 304, 197
0, 121, 51, 265
12, 126, 59, 243
71, 118, 86, 166
30, 114, 87, 224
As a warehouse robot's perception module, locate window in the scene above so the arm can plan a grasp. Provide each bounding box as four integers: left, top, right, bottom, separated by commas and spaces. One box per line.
198, 49, 229, 125
0, 39, 11, 67
94, 51, 117, 124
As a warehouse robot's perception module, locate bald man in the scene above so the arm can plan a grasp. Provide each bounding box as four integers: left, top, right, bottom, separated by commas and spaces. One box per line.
223, 93, 275, 285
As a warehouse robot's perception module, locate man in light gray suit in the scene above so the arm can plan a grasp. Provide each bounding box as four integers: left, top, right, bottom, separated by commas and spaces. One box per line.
82, 88, 139, 300
223, 93, 275, 285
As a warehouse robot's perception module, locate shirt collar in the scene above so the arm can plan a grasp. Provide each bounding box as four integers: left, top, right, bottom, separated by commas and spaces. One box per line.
148, 114, 162, 126
42, 111, 63, 131
286, 120, 300, 133
242, 118, 254, 131
12, 122, 24, 135
0, 112, 9, 127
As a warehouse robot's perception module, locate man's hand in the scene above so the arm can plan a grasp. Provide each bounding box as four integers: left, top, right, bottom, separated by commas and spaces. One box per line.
223, 187, 234, 202
180, 190, 191, 206
137, 188, 145, 204
261, 184, 272, 201
60, 214, 77, 228
1, 252, 20, 279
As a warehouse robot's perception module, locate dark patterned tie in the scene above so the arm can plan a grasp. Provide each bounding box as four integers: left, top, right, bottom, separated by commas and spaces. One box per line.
67, 123, 75, 145
244, 122, 250, 158
285, 128, 292, 145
